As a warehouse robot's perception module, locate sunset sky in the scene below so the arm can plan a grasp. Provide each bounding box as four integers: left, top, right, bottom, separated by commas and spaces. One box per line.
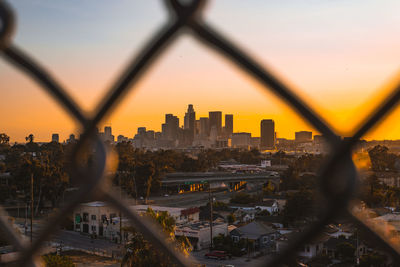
1, 0, 399, 143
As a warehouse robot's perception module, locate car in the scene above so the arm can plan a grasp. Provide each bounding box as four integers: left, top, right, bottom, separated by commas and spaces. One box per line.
205, 250, 231, 260
164, 194, 169, 197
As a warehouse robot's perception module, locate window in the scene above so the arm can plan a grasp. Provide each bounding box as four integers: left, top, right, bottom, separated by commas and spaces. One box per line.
91, 225, 96, 232
270, 235, 275, 241
83, 213, 89, 222
75, 224, 80, 229
263, 236, 268, 243
232, 236, 240, 243
316, 245, 319, 251
91, 215, 96, 220
101, 215, 107, 224
110, 213, 116, 223
306, 246, 310, 252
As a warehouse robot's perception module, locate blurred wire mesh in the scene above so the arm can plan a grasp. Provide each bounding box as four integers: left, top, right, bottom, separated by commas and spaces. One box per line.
1, 0, 400, 266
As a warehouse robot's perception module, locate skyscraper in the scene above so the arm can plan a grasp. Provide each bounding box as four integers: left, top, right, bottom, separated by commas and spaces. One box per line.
199, 117, 209, 137
209, 111, 222, 136
164, 114, 179, 141
51, 133, 59, 143
260, 119, 275, 149
183, 104, 196, 141
295, 131, 312, 142
104, 126, 114, 143
225, 114, 233, 137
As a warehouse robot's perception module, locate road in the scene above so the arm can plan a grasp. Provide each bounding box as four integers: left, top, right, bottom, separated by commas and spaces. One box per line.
148, 190, 236, 208
14, 219, 121, 257
191, 250, 273, 267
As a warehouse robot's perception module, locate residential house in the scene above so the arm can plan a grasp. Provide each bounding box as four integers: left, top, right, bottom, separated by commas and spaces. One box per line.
324, 237, 367, 259
175, 221, 228, 250
276, 232, 329, 259
230, 221, 279, 250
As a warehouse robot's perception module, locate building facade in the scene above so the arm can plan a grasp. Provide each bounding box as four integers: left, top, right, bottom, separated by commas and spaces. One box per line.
261, 119, 275, 149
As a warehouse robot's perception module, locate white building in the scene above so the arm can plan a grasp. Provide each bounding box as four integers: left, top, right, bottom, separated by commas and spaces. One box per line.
73, 201, 124, 242
175, 221, 228, 250
73, 202, 200, 242
131, 205, 199, 224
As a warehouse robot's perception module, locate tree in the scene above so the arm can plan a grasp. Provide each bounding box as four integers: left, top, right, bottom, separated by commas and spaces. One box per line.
368, 145, 398, 171
121, 208, 191, 267
0, 133, 9, 145
283, 189, 315, 225
227, 213, 236, 224
359, 252, 387, 267
336, 241, 355, 260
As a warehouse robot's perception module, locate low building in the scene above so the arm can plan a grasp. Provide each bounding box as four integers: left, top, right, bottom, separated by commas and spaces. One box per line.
73, 201, 123, 242
175, 221, 228, 250
73, 202, 200, 242
255, 199, 280, 215
276, 232, 329, 259
230, 221, 279, 250
131, 205, 199, 224
231, 132, 251, 149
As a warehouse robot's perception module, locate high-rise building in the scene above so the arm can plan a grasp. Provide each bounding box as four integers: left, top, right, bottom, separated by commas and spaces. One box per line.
137, 127, 146, 135
103, 126, 114, 143
67, 134, 76, 143
260, 119, 275, 149
51, 133, 59, 143
199, 117, 209, 137
209, 111, 222, 136
295, 131, 312, 143
183, 104, 196, 141
164, 114, 179, 141
231, 132, 251, 149
104, 126, 112, 137
225, 114, 233, 137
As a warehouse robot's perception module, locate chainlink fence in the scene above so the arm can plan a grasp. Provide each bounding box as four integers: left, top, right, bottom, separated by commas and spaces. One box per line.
1, 0, 400, 266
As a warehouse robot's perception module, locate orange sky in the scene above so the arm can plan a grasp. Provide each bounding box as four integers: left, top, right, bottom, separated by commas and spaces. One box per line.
1, 1, 399, 142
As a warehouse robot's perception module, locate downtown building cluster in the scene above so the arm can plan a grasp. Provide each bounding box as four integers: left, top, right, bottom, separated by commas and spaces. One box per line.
108, 104, 277, 150
51, 104, 335, 152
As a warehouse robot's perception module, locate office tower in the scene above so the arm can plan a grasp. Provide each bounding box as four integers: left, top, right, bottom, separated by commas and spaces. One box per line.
260, 119, 275, 149
146, 130, 155, 140
67, 134, 75, 143
295, 131, 312, 142
104, 126, 114, 143
51, 133, 59, 143
225, 114, 233, 137
199, 117, 209, 137
164, 114, 179, 141
195, 120, 200, 135
209, 111, 222, 136
231, 132, 251, 149
313, 135, 324, 144
183, 104, 196, 141
104, 126, 112, 136
137, 127, 146, 135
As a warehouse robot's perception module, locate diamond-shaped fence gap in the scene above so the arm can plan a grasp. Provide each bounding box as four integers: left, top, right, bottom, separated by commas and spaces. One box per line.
202, 0, 400, 140
345, 101, 400, 261
0, 59, 79, 144
105, 35, 318, 143
7, 1, 168, 113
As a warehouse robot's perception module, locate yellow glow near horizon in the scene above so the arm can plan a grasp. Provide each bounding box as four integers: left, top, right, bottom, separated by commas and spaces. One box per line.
1, 1, 400, 143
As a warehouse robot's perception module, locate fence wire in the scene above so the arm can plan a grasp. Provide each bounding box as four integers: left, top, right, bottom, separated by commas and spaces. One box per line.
1, 0, 400, 266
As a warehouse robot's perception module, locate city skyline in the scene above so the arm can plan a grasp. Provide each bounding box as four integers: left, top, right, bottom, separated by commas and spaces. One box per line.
1, 1, 400, 142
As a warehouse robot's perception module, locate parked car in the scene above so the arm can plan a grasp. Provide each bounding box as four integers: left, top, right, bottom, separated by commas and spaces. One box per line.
205, 251, 232, 260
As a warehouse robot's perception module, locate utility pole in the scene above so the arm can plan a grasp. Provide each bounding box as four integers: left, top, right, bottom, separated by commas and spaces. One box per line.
119, 174, 122, 244
30, 173, 33, 243
209, 182, 213, 251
